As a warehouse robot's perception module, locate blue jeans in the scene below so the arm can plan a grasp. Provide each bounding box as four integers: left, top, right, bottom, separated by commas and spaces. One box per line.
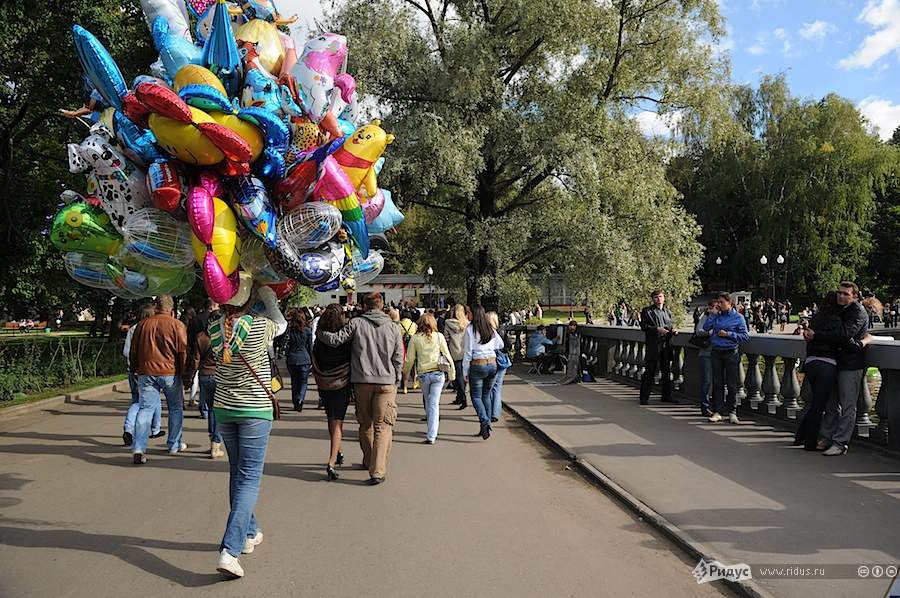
133, 375, 183, 454
490, 366, 508, 420
288, 363, 311, 408
419, 371, 445, 441
199, 375, 221, 443
218, 418, 272, 557
698, 354, 712, 415
124, 371, 160, 435
468, 363, 498, 426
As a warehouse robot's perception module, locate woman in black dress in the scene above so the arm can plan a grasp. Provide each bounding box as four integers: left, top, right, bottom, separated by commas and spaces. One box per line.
311, 304, 353, 480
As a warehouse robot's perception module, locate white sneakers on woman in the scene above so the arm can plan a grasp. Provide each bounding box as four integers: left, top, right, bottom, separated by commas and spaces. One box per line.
242, 530, 263, 554
707, 412, 740, 424
216, 550, 244, 578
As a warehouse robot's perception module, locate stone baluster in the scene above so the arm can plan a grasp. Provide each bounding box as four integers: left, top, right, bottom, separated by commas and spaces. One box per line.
612, 340, 623, 374
856, 370, 875, 438
622, 341, 634, 378
761, 355, 782, 414
735, 355, 747, 407
875, 370, 895, 447
629, 341, 640, 379
780, 357, 801, 418
637, 343, 647, 380
672, 346, 684, 391
745, 353, 763, 410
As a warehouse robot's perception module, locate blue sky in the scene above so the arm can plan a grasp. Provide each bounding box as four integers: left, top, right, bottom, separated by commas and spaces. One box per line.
718, 0, 900, 139
278, 0, 900, 139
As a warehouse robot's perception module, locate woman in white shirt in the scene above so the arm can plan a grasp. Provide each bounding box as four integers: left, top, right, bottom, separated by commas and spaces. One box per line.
463, 305, 505, 440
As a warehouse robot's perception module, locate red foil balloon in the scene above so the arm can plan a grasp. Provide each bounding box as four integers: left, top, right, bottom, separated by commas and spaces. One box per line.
267, 279, 297, 299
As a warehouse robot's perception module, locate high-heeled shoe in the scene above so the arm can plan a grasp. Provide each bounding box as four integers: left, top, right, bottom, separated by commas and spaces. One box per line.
335, 451, 344, 466
326, 465, 339, 480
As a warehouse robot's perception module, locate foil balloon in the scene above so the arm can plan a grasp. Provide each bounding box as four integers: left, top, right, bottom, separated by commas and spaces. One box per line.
202, 0, 243, 97
147, 161, 187, 212
50, 201, 124, 256
151, 17, 203, 81
112, 110, 165, 167
289, 33, 352, 127
186, 171, 221, 243
174, 64, 227, 95
72, 25, 127, 111
333, 120, 394, 198
191, 197, 242, 303
122, 207, 196, 267
278, 201, 342, 249
63, 251, 118, 290
228, 176, 278, 246
67, 125, 152, 232
265, 238, 344, 287
110, 255, 196, 296
313, 156, 369, 258
240, 237, 286, 283
367, 189, 404, 234
267, 279, 297, 299
234, 19, 285, 75
350, 248, 384, 286
140, 0, 192, 41
361, 187, 386, 224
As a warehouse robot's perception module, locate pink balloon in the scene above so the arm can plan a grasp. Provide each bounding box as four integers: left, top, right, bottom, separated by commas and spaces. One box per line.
186, 172, 221, 244
202, 252, 239, 303
363, 188, 386, 224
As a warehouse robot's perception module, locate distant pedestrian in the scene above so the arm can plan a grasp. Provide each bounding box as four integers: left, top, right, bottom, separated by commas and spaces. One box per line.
122, 304, 162, 447
404, 312, 455, 444
312, 304, 352, 480
129, 295, 187, 463
284, 310, 313, 411
463, 305, 505, 440
487, 311, 511, 418
317, 292, 404, 485
211, 285, 286, 579
639, 290, 677, 405
185, 306, 222, 459
694, 299, 715, 417
703, 292, 749, 424
443, 303, 469, 409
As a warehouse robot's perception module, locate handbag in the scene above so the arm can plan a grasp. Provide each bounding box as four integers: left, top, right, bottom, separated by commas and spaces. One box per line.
269, 357, 283, 394
312, 356, 351, 391
689, 331, 711, 349
237, 352, 281, 420
496, 349, 512, 369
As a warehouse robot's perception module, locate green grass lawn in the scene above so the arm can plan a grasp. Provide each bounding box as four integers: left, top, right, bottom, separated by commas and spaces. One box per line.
0, 374, 127, 410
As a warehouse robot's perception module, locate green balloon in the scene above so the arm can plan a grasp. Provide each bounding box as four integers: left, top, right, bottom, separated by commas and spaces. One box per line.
51, 202, 123, 256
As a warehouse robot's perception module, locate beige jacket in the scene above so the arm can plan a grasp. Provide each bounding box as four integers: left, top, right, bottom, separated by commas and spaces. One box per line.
443, 318, 466, 361
404, 332, 455, 381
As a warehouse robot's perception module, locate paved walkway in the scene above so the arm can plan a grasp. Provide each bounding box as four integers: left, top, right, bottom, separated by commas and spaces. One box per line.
0, 377, 723, 597
504, 366, 900, 598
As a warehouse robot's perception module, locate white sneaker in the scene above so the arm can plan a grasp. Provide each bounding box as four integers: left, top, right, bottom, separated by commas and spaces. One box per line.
822, 444, 847, 456
729, 413, 740, 424
168, 442, 188, 455
216, 549, 244, 578
708, 413, 723, 423
242, 530, 263, 554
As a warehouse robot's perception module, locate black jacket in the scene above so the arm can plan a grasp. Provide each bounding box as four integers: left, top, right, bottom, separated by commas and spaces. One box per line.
640, 305, 674, 355
812, 301, 868, 370
285, 328, 313, 366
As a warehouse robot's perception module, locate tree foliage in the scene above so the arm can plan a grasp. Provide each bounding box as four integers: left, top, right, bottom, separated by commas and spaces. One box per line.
670, 75, 886, 301
0, 0, 155, 318
330, 0, 726, 311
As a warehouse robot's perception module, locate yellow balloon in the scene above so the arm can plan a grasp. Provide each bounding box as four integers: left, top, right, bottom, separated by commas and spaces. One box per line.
173, 65, 227, 96
149, 107, 225, 165
234, 20, 285, 74
191, 197, 241, 275
209, 111, 264, 162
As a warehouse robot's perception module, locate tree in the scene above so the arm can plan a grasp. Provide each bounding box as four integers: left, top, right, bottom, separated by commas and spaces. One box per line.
672, 75, 885, 302
864, 144, 900, 298
0, 1, 156, 320
330, 0, 727, 311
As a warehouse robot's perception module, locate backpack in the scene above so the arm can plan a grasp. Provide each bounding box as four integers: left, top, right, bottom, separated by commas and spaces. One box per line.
400, 321, 413, 347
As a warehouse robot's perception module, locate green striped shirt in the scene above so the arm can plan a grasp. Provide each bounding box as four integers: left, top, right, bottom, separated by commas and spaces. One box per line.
212, 316, 277, 420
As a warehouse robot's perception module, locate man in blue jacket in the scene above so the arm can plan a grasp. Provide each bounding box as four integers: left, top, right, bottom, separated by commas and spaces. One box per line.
703, 292, 750, 424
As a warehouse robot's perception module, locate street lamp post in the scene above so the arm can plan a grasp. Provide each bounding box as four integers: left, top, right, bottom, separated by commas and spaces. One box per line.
776, 254, 785, 301
759, 255, 768, 298
426, 266, 434, 308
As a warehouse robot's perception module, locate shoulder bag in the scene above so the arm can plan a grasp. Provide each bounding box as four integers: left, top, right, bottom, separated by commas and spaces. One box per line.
237, 352, 281, 420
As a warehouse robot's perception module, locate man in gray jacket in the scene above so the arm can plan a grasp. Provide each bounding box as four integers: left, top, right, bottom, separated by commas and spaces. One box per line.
317, 292, 404, 484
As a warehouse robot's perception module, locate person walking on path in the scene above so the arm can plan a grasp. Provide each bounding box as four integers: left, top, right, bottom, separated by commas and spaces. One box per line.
317, 292, 403, 485
487, 311, 512, 417
804, 281, 870, 456
463, 305, 505, 439
404, 312, 455, 444
557, 319, 581, 386
311, 304, 352, 480
129, 295, 188, 463
639, 290, 677, 405
191, 299, 219, 418
284, 310, 314, 412
210, 285, 286, 578
185, 308, 223, 459
122, 304, 163, 447
703, 292, 750, 424
694, 299, 715, 417
398, 310, 418, 394
443, 303, 469, 409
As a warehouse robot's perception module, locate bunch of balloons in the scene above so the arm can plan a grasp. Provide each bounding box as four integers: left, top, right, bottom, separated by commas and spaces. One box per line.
50, 0, 405, 302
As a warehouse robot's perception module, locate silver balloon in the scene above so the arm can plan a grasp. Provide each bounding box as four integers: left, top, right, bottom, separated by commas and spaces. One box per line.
122, 207, 196, 268
278, 202, 342, 250
63, 252, 117, 290
240, 237, 286, 283
350, 248, 384, 286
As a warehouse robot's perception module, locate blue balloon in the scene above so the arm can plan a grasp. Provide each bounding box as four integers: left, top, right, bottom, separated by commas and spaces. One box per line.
367, 189, 405, 234
228, 176, 279, 248
337, 118, 356, 136
201, 0, 242, 97
112, 111, 164, 166
239, 107, 290, 181
180, 84, 234, 112
151, 16, 202, 81
241, 69, 282, 114
72, 25, 128, 111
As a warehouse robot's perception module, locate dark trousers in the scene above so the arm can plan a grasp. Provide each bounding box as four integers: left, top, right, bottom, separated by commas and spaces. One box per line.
452, 360, 466, 405
639, 347, 672, 403
288, 363, 311, 408
794, 359, 838, 449
710, 348, 740, 416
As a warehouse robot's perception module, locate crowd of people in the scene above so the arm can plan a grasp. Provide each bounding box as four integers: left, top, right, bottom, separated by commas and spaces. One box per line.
121, 289, 513, 579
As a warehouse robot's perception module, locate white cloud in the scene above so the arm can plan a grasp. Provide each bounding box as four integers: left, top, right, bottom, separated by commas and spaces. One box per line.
798, 20, 837, 41
747, 44, 766, 55
635, 110, 683, 137
839, 0, 900, 69
858, 96, 900, 139
773, 27, 793, 54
